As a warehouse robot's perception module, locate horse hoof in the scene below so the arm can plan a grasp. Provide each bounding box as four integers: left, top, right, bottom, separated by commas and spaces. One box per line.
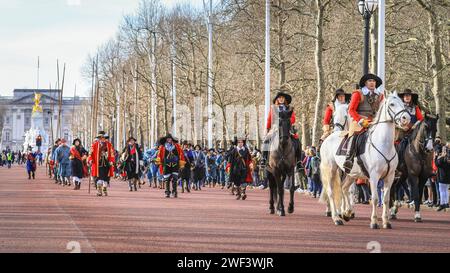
325, 211, 332, 217
383, 223, 392, 229
370, 223, 379, 229
288, 207, 294, 214
350, 212, 355, 219
334, 220, 344, 226
414, 217, 422, 223
342, 215, 351, 222
269, 209, 275, 215
277, 210, 286, 217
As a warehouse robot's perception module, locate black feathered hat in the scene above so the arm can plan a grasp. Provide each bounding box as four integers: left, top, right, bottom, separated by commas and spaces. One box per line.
273, 91, 292, 105
159, 134, 178, 146
398, 89, 419, 105
332, 88, 352, 103
359, 74, 383, 89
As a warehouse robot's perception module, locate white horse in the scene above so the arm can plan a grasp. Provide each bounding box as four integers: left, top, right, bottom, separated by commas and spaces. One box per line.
321, 103, 353, 218
320, 92, 410, 229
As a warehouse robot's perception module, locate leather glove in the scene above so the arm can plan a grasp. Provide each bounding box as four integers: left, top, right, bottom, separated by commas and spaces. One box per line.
358, 119, 370, 128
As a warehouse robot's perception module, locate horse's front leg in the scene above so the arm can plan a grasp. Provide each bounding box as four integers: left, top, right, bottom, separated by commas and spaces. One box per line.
288, 174, 295, 214
382, 175, 394, 229
268, 172, 276, 214
369, 177, 380, 229
277, 175, 286, 216
408, 174, 422, 222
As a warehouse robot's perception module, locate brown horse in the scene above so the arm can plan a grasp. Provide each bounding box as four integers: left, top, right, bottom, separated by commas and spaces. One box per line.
266, 109, 297, 216
390, 114, 438, 222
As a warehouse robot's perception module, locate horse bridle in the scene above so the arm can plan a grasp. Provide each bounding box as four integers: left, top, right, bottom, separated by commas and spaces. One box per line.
334, 115, 348, 131
368, 97, 407, 180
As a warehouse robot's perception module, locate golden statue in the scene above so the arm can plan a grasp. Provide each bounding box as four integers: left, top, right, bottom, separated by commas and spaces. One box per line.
32, 92, 43, 113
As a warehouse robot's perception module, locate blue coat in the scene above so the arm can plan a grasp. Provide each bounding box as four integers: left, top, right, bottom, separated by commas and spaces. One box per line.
26, 152, 37, 172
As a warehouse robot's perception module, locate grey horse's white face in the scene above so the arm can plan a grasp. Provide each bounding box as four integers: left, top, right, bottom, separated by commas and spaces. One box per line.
386, 91, 411, 128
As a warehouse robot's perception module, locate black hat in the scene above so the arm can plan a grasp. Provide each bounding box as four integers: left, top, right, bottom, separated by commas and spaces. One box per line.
159, 134, 178, 146
359, 74, 383, 89
194, 144, 202, 150
72, 138, 82, 146
398, 89, 419, 105
273, 91, 292, 105
209, 148, 216, 152
332, 88, 351, 103
233, 136, 247, 146
97, 131, 107, 138
127, 136, 137, 143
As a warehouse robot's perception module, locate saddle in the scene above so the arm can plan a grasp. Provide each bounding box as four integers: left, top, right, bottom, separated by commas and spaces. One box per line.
336, 131, 369, 157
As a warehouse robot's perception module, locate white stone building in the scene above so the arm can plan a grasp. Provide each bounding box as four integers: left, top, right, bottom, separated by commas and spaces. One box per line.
0, 89, 88, 151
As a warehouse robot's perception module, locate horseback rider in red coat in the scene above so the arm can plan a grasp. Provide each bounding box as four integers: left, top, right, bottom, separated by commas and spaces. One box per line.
344, 74, 384, 173
262, 91, 300, 165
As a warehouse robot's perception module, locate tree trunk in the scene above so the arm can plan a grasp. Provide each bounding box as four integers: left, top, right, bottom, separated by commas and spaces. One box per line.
427, 8, 446, 140
311, 0, 326, 146
277, 0, 286, 86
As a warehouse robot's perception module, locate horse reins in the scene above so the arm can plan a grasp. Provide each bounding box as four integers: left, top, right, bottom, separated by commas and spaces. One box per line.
367, 98, 406, 180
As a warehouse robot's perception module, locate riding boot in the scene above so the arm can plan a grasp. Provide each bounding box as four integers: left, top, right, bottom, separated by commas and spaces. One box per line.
32, 172, 35, 179
28, 172, 31, 180
343, 135, 356, 174
134, 179, 138, 191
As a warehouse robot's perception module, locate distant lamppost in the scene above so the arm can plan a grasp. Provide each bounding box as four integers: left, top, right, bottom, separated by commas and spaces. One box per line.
358, 0, 378, 75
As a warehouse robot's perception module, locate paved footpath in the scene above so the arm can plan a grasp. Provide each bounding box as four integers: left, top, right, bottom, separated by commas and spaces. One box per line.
0, 165, 449, 253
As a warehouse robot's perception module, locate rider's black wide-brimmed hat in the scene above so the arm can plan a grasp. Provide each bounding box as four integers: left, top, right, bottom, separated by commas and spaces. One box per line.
359, 74, 383, 89
273, 91, 292, 105
332, 88, 352, 103
399, 89, 419, 105
97, 131, 107, 138
159, 134, 178, 146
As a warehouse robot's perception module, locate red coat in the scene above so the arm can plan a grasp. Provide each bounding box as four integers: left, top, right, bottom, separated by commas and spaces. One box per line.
348, 90, 384, 122
157, 143, 185, 174
87, 140, 115, 177
323, 104, 333, 125
266, 105, 298, 139
413, 105, 424, 122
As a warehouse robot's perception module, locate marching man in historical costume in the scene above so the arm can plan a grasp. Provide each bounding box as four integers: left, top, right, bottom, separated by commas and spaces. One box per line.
192, 144, 206, 191
397, 89, 425, 159
180, 141, 193, 193
156, 134, 186, 198
344, 74, 384, 173
88, 131, 115, 197
26, 147, 37, 180
262, 90, 300, 165
70, 138, 88, 190
50, 139, 61, 183
55, 139, 72, 187
229, 137, 253, 200
121, 137, 144, 192
320, 88, 351, 141
144, 143, 160, 188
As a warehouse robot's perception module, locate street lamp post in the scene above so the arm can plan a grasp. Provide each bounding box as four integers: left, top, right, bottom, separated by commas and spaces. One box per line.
358, 0, 378, 75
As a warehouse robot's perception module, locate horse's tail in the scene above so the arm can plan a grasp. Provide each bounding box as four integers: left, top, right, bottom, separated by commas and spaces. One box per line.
319, 161, 331, 204
319, 160, 342, 210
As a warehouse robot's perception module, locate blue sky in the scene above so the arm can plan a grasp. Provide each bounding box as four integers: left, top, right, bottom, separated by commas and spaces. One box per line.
0, 0, 204, 97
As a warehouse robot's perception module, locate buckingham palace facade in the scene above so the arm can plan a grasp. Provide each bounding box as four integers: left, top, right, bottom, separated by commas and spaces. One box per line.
0, 89, 89, 151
